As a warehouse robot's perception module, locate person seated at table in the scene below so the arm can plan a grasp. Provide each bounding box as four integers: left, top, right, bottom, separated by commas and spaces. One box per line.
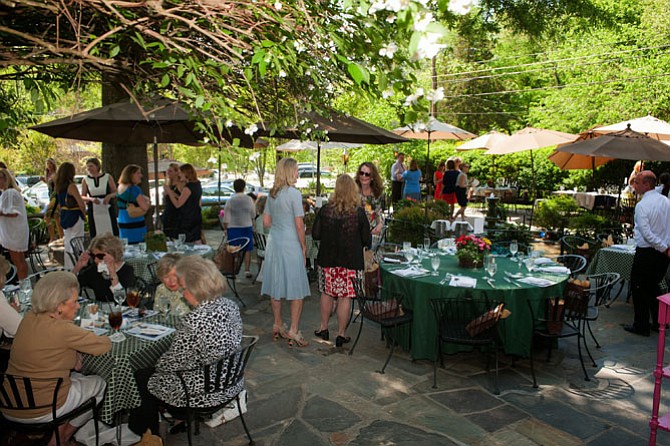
313, 175, 371, 347
152, 253, 190, 317
128, 257, 243, 436
0, 257, 21, 372
2, 271, 111, 446
72, 233, 136, 302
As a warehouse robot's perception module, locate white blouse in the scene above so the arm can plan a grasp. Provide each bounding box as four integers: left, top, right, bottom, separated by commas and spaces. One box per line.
0, 188, 29, 252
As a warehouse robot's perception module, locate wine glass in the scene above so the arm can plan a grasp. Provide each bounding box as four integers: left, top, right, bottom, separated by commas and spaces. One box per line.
402, 241, 411, 252
485, 256, 497, 279
404, 248, 414, 265
177, 233, 186, 248
509, 240, 518, 262
424, 237, 431, 252
108, 306, 125, 342
524, 257, 535, 273
430, 256, 440, 276
113, 288, 125, 307
19, 279, 32, 307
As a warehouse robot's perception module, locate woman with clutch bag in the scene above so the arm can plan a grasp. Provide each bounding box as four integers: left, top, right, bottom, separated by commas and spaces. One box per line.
117, 164, 150, 244
313, 174, 371, 347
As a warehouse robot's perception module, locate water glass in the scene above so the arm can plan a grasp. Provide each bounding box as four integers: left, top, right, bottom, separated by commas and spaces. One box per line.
138, 242, 147, 254
402, 241, 411, 252
113, 288, 126, 307
424, 237, 431, 252
430, 256, 440, 276
485, 256, 497, 278
19, 279, 32, 307
121, 238, 129, 249
178, 233, 186, 247
510, 240, 519, 259
524, 257, 535, 272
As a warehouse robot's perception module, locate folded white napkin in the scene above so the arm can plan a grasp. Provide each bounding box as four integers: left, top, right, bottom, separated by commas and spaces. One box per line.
449, 276, 477, 288
393, 267, 430, 278
536, 266, 570, 274
383, 257, 402, 264
191, 245, 211, 251
517, 277, 555, 287
534, 257, 553, 265
610, 244, 635, 251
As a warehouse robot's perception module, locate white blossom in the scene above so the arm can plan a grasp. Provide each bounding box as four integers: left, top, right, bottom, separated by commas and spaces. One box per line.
412, 33, 446, 60
225, 119, 233, 127
413, 12, 434, 32
278, 70, 287, 78
382, 88, 395, 99
379, 42, 398, 59
294, 40, 306, 53
274, 1, 282, 10
448, 0, 477, 15
386, 15, 397, 23
404, 87, 424, 106
244, 124, 258, 135
425, 87, 444, 103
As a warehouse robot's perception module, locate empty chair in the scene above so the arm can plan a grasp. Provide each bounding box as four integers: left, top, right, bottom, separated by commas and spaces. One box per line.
429, 297, 505, 394
0, 373, 101, 446
69, 234, 90, 266
151, 336, 258, 446
349, 278, 413, 374
25, 266, 66, 287
27, 218, 47, 272
583, 272, 621, 348
527, 283, 594, 388
553, 254, 587, 277
252, 231, 267, 285
214, 237, 250, 307
560, 235, 598, 264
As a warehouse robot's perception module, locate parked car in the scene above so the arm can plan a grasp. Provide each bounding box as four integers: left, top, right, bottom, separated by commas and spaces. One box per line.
295, 167, 336, 189
23, 181, 50, 213
16, 175, 41, 188
200, 183, 236, 205
201, 179, 269, 196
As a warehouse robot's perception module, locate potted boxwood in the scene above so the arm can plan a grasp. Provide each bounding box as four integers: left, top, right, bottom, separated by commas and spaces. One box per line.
533, 195, 579, 242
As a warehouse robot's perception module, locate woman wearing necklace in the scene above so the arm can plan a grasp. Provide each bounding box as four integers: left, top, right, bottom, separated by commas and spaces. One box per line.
354, 162, 385, 248
81, 157, 118, 237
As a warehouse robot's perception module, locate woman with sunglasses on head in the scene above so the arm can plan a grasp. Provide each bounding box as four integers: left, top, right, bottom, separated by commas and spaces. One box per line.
354, 162, 385, 248
72, 233, 136, 302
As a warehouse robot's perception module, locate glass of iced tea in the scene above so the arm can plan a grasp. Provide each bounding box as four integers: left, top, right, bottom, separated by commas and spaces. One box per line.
107, 306, 125, 342
126, 287, 140, 314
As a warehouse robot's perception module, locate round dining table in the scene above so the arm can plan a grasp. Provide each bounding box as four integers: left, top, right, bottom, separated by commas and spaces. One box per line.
379, 252, 569, 361
123, 243, 214, 282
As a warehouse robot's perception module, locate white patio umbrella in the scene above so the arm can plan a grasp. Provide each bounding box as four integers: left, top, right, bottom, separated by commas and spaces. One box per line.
276, 140, 362, 152
456, 130, 510, 151
594, 115, 670, 140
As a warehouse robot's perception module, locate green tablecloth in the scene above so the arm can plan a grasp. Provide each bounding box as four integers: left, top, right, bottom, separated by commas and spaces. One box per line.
82, 314, 177, 424
380, 253, 568, 361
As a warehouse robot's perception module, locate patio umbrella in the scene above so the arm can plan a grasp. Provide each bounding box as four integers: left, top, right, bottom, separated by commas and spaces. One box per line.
549, 130, 615, 170
456, 130, 509, 151
257, 111, 408, 195
276, 140, 362, 152
594, 115, 670, 140
30, 96, 252, 225
486, 127, 576, 199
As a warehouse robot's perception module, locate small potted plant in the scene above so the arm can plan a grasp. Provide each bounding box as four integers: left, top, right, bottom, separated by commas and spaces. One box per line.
455, 234, 491, 268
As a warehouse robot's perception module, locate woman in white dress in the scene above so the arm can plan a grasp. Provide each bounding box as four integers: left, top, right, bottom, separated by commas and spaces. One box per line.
0, 169, 29, 280
81, 157, 118, 237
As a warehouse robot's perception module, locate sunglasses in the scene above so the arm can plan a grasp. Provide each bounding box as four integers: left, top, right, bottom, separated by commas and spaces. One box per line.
358, 171, 372, 177
89, 252, 106, 260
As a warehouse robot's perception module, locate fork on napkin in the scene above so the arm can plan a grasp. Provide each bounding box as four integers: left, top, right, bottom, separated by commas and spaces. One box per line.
536, 266, 570, 274
449, 276, 477, 288
393, 267, 431, 278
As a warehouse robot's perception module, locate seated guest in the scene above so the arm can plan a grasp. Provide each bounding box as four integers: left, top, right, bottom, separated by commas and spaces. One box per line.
0, 257, 21, 371
152, 253, 190, 317
2, 271, 111, 446
73, 233, 136, 302
129, 257, 243, 436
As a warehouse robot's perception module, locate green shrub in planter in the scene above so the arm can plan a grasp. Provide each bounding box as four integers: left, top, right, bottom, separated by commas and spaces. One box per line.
534, 195, 579, 232
569, 213, 607, 238
388, 204, 440, 246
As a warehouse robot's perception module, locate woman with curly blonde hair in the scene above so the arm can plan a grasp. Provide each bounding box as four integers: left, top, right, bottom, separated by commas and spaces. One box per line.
261, 157, 311, 347
312, 174, 371, 347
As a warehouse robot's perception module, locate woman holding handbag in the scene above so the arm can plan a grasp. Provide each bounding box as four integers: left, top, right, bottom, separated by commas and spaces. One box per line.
117, 164, 150, 244
55, 162, 86, 270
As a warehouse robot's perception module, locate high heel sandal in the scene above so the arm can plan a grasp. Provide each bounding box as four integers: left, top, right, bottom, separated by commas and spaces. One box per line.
273, 323, 288, 341
314, 329, 329, 341
336, 335, 351, 348
286, 330, 309, 348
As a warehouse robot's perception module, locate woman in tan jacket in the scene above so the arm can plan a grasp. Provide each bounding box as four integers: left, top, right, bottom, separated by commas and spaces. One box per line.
2, 271, 111, 446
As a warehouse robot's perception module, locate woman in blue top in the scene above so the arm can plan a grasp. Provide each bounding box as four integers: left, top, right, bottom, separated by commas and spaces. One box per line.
116, 164, 150, 244
55, 162, 86, 269
401, 159, 422, 200
261, 157, 311, 348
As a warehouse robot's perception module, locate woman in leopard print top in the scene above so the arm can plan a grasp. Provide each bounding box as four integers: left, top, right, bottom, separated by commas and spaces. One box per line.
129, 257, 243, 436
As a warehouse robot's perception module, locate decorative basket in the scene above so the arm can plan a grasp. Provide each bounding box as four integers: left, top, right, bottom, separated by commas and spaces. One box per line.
458, 256, 483, 269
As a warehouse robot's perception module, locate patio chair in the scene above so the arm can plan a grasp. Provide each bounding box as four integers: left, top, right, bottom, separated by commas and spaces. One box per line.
251, 231, 267, 284
214, 236, 250, 307
560, 235, 598, 264
145, 262, 160, 301
349, 278, 413, 374
429, 297, 505, 394
27, 217, 47, 272
583, 272, 621, 349
151, 335, 258, 446
0, 373, 101, 446
527, 282, 594, 388
552, 254, 587, 277
5, 263, 16, 286
69, 234, 90, 266
25, 266, 66, 287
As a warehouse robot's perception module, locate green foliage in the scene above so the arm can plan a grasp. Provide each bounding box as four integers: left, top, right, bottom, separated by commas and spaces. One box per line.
569, 213, 608, 237
388, 204, 440, 246
533, 195, 580, 231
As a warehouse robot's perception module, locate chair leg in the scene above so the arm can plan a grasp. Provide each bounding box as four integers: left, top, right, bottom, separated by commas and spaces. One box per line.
530, 337, 538, 388
586, 320, 601, 349
186, 412, 194, 446
493, 341, 500, 395
580, 323, 597, 368
377, 338, 396, 374
252, 259, 262, 285
575, 329, 590, 382
236, 396, 254, 445
348, 311, 365, 356
93, 404, 100, 446
226, 277, 246, 307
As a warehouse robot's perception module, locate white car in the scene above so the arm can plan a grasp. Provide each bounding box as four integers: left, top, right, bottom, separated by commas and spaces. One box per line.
295, 168, 336, 189
23, 181, 51, 213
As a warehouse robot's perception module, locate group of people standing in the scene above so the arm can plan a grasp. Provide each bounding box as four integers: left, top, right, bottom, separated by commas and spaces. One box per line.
260, 157, 384, 348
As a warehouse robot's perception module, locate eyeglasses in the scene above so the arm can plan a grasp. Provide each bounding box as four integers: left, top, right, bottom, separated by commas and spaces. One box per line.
89, 252, 106, 260
358, 171, 371, 177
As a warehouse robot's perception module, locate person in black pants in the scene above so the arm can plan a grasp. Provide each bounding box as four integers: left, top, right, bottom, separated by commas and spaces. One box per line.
624, 171, 670, 336
390, 152, 405, 205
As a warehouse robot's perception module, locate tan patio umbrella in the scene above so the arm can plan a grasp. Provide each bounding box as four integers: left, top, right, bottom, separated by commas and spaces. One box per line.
594, 115, 670, 140
548, 130, 615, 170
456, 130, 509, 151
486, 127, 576, 199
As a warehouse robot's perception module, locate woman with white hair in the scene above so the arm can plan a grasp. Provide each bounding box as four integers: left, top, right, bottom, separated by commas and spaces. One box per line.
2, 271, 111, 446
129, 256, 243, 436
261, 157, 311, 348
0, 168, 29, 280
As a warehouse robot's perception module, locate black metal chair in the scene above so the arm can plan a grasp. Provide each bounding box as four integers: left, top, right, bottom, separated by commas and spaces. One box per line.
27, 218, 47, 272
0, 373, 101, 446
69, 235, 90, 266
552, 254, 587, 277
145, 262, 160, 301
583, 272, 621, 349
25, 266, 66, 287
560, 235, 598, 265
152, 335, 258, 446
349, 278, 413, 374
429, 297, 505, 394
215, 237, 250, 307
251, 231, 267, 285
527, 283, 594, 388
5, 263, 16, 286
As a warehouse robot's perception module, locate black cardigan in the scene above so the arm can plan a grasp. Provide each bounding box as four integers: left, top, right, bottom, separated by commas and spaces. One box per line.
77, 262, 137, 302
312, 205, 371, 271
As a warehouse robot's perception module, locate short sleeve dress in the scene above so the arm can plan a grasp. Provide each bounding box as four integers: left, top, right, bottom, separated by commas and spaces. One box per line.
161, 185, 181, 239
0, 188, 29, 252
261, 187, 310, 300
117, 185, 146, 244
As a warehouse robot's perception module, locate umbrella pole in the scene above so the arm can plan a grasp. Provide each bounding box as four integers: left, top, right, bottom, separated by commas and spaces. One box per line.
530, 150, 537, 201
218, 147, 222, 207
153, 136, 160, 229
316, 142, 322, 197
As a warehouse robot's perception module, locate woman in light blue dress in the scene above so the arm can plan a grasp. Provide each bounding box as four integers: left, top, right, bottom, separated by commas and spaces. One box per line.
261, 158, 311, 347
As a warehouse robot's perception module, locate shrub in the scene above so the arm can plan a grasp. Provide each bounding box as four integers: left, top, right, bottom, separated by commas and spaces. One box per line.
388, 203, 440, 246
533, 195, 579, 232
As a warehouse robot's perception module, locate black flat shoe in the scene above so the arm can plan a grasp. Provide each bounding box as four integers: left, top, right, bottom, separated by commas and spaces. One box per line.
314, 329, 329, 341
623, 324, 650, 337
335, 335, 351, 347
